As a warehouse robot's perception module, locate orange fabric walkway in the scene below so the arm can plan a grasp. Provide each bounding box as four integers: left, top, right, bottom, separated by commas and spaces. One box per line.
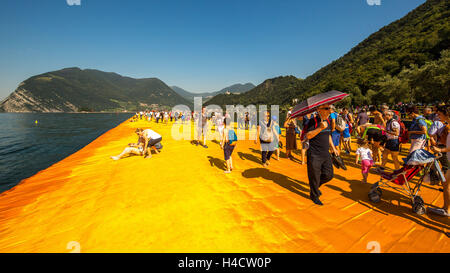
0, 118, 448, 253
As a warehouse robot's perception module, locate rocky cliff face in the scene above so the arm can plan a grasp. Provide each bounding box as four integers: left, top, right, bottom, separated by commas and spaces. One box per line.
0, 67, 192, 112
0, 85, 77, 112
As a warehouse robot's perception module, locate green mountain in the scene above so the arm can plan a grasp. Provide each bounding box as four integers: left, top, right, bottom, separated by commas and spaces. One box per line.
170, 86, 195, 101
215, 83, 256, 94
0, 68, 192, 112
206, 76, 303, 107
207, 0, 450, 108
171, 83, 255, 102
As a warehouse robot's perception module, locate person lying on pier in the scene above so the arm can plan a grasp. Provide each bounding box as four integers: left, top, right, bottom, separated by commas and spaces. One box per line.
140, 128, 163, 159
110, 129, 145, 160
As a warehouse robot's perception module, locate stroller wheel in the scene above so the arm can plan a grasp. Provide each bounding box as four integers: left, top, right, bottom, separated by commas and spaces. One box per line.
376, 188, 382, 197
368, 184, 382, 203
368, 191, 381, 203
412, 196, 425, 215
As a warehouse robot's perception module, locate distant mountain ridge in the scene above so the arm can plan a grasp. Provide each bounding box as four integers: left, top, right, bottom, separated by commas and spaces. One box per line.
207, 0, 450, 107
0, 68, 192, 112
170, 83, 255, 102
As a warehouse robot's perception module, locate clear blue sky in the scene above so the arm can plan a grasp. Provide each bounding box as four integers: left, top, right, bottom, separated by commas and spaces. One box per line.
0, 0, 426, 99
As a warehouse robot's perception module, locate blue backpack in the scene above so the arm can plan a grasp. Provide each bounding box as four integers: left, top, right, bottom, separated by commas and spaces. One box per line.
228, 130, 237, 145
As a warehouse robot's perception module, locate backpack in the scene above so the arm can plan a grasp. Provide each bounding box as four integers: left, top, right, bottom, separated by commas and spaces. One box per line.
392, 110, 401, 121
275, 124, 281, 135
154, 142, 163, 150
398, 120, 408, 144
419, 118, 433, 140
345, 113, 354, 133
228, 130, 237, 145
335, 115, 346, 132
300, 127, 307, 141
309, 114, 331, 137
362, 125, 383, 139
260, 121, 274, 143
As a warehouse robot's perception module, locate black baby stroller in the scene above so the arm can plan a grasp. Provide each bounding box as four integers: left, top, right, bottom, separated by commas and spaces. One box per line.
368, 149, 445, 215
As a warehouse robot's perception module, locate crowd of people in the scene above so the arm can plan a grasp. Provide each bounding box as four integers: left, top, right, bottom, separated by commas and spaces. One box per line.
114, 102, 449, 217
284, 102, 449, 216
130, 110, 194, 124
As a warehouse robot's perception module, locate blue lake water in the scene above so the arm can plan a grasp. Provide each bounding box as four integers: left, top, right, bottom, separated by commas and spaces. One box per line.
0, 113, 133, 193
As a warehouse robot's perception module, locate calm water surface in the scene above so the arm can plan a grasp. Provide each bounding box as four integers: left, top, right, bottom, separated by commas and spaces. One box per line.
0, 113, 132, 193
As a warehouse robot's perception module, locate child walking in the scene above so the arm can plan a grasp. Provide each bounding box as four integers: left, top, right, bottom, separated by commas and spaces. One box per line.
355, 138, 374, 183
342, 122, 352, 154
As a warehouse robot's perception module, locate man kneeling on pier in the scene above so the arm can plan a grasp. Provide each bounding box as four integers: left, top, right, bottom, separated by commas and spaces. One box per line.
139, 128, 163, 159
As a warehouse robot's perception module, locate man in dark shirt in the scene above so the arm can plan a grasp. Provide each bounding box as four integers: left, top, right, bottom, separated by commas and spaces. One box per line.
306, 104, 339, 205
356, 109, 369, 126
355, 109, 370, 137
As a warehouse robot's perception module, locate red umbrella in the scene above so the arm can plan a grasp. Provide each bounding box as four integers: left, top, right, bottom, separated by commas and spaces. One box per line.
289, 90, 349, 119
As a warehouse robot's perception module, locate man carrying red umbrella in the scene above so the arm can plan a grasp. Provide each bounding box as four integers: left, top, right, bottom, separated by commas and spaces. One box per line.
305, 104, 339, 205
289, 90, 348, 205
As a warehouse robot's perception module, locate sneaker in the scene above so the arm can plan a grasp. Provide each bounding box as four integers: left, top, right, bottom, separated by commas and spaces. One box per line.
311, 197, 323, 206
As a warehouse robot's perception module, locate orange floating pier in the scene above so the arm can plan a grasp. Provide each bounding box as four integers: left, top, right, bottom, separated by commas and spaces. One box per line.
0, 119, 448, 253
